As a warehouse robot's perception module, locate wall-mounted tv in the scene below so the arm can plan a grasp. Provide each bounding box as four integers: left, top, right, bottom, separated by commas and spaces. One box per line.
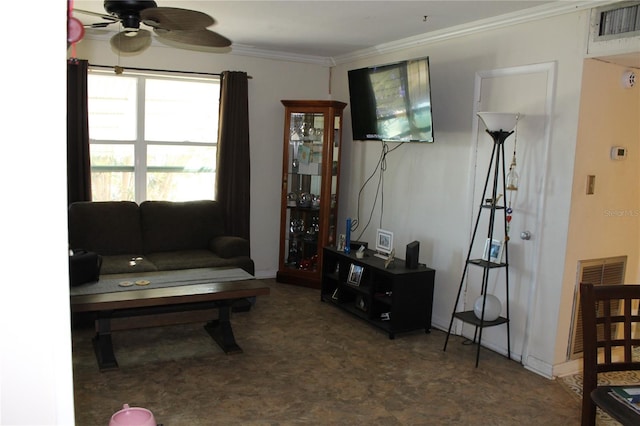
348, 56, 434, 143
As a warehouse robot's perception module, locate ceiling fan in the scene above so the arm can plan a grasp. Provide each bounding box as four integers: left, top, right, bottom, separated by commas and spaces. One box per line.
74, 0, 231, 53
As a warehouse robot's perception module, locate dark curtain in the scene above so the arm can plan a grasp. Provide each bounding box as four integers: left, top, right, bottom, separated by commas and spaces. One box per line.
67, 59, 91, 205
216, 71, 250, 241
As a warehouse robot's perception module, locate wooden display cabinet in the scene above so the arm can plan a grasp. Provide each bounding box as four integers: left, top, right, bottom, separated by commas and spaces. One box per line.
276, 100, 347, 288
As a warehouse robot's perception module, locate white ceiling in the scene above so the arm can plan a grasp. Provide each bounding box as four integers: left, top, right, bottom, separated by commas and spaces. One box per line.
73, 0, 638, 66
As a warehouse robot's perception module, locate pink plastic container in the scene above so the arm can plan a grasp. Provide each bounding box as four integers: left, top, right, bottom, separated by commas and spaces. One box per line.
109, 404, 156, 426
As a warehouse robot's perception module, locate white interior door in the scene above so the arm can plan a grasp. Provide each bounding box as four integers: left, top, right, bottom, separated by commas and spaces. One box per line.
461, 63, 556, 365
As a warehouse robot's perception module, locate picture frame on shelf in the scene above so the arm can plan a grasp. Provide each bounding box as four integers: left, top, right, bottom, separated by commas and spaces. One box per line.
347, 264, 364, 286
297, 144, 311, 164
483, 238, 504, 263
375, 228, 394, 259
337, 234, 346, 252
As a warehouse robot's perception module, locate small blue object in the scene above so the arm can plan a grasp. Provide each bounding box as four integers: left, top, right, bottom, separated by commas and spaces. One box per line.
345, 218, 351, 254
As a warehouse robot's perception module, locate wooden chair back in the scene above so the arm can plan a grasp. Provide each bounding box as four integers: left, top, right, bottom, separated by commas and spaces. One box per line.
580, 282, 640, 426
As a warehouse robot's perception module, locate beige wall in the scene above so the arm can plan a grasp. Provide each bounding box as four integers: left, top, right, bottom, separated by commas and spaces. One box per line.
556, 58, 640, 368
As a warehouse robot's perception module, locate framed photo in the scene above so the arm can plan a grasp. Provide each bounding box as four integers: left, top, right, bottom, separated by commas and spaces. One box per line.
298, 144, 311, 164
483, 238, 504, 263
375, 229, 394, 257
347, 264, 364, 286
337, 234, 346, 252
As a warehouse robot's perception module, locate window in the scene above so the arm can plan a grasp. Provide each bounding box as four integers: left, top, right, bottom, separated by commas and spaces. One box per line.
87, 70, 220, 202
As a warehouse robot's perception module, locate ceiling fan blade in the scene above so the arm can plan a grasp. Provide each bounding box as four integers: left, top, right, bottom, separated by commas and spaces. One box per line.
154, 29, 231, 48
110, 29, 152, 53
141, 7, 215, 30
74, 8, 119, 22
86, 21, 117, 29
74, 8, 119, 30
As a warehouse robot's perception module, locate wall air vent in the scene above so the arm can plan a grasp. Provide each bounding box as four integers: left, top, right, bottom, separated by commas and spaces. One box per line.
567, 256, 627, 360
588, 1, 640, 56
597, 2, 640, 38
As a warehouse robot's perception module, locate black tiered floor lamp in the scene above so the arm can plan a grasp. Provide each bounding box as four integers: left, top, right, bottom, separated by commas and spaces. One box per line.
444, 111, 519, 367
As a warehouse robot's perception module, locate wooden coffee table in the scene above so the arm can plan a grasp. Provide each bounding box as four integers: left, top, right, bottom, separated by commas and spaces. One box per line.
70, 268, 270, 370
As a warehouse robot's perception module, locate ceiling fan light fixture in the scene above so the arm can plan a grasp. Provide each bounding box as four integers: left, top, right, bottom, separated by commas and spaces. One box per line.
110, 29, 152, 53
120, 14, 141, 31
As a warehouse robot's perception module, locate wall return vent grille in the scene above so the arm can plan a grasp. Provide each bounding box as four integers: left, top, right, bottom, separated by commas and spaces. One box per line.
567, 256, 627, 360
598, 2, 640, 36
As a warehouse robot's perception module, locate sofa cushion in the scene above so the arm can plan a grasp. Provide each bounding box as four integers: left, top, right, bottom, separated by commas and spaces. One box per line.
145, 250, 248, 271
140, 200, 226, 253
68, 201, 143, 255
99, 254, 159, 275
210, 236, 251, 258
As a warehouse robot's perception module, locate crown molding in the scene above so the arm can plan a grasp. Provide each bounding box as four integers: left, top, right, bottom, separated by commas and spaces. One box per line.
229, 44, 335, 66
331, 0, 617, 65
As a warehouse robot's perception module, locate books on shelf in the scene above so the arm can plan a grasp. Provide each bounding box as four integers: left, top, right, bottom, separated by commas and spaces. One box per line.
609, 386, 640, 414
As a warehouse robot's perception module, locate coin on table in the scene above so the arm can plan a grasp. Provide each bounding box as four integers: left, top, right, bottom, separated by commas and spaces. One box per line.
118, 281, 134, 287
135, 280, 151, 286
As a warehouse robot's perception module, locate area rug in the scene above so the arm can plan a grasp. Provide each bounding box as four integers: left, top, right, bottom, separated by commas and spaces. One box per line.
559, 359, 640, 425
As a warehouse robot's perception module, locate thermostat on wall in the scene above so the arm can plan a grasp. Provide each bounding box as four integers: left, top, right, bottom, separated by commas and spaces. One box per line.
611, 146, 627, 160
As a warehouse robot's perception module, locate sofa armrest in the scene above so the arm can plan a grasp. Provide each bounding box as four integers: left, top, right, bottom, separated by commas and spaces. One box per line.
209, 236, 250, 258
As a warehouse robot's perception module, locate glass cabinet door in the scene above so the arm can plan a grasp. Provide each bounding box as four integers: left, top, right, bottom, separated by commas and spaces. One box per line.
278, 100, 347, 288
284, 111, 324, 271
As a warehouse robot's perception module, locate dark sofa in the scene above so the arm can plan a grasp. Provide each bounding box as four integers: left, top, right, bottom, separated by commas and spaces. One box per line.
68, 200, 254, 276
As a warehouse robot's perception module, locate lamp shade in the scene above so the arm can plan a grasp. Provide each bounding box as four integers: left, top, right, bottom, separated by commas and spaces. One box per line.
477, 112, 519, 132
473, 294, 502, 322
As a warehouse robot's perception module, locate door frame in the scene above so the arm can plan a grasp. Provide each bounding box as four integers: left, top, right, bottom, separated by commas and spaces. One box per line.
465, 61, 557, 369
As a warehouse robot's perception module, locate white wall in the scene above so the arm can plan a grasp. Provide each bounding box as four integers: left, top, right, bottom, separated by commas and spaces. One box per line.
331, 11, 594, 377
73, 39, 332, 279
1, 3, 76, 424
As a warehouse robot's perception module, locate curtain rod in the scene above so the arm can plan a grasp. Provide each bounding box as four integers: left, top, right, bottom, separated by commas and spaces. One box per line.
87, 63, 252, 79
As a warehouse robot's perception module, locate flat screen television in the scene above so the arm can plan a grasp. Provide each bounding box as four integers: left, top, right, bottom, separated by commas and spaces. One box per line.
348, 56, 434, 143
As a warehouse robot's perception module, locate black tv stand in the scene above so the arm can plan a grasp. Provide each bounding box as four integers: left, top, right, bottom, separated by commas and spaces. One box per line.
321, 247, 435, 339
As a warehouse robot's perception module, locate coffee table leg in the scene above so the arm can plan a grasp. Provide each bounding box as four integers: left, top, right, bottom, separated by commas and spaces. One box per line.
204, 301, 243, 354
92, 312, 119, 370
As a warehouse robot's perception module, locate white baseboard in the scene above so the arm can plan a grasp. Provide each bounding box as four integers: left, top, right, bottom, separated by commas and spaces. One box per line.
254, 269, 277, 279
552, 358, 582, 378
